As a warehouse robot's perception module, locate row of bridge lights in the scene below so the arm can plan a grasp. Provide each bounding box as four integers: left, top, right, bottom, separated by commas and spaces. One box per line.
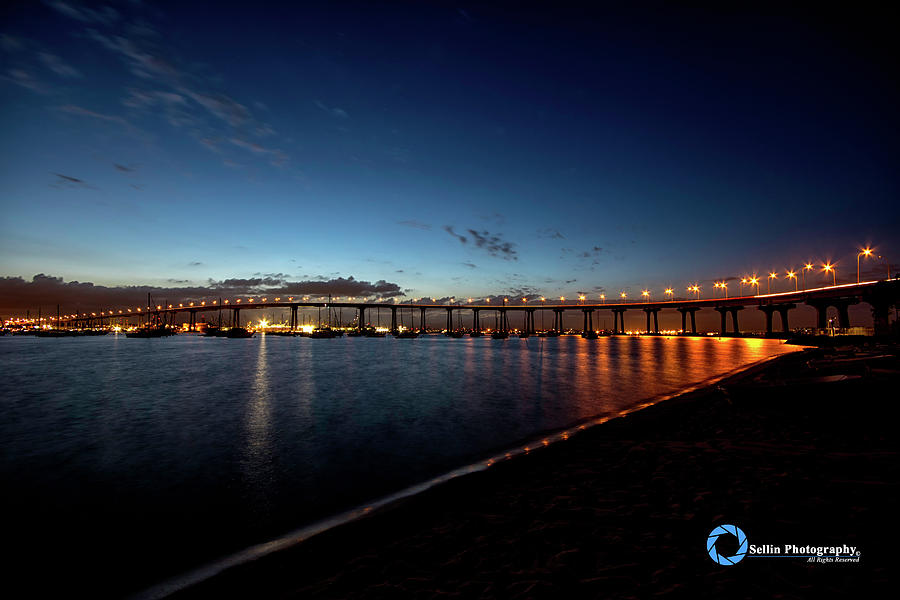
58, 247, 890, 319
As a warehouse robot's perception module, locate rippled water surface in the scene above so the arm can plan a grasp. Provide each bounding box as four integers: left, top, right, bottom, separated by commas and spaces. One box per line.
0, 333, 798, 596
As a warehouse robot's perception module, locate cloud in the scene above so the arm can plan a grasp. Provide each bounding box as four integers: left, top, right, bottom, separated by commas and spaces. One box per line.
230, 137, 288, 166
314, 100, 349, 118
5, 68, 46, 93
537, 228, 565, 239
38, 52, 81, 78
58, 104, 131, 128
462, 262, 477, 269
467, 229, 517, 260
51, 172, 94, 189
397, 219, 431, 230
74, 17, 288, 166
46, 1, 120, 26
114, 163, 135, 172
443, 225, 467, 244
188, 261, 204, 267
0, 34, 24, 53
444, 225, 517, 260
0, 273, 405, 312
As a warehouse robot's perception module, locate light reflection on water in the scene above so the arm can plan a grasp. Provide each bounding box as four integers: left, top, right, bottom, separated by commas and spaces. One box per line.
0, 334, 798, 595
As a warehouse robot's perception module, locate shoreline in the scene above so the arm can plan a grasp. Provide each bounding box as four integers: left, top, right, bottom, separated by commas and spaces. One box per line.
135, 349, 801, 599
163, 344, 900, 599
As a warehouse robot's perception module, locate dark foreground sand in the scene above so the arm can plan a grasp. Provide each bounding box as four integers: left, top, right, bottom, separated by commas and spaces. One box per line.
173, 344, 898, 599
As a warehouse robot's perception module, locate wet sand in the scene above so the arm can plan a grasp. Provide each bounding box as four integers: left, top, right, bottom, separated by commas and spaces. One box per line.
172, 344, 898, 599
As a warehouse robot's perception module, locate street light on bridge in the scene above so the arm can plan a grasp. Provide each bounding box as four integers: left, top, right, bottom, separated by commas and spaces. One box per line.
579, 294, 585, 304
620, 292, 627, 301
803, 263, 814, 290
858, 247, 873, 283
822, 262, 836, 286
767, 272, 777, 294
641, 290, 650, 302
600, 293, 606, 303
749, 276, 760, 295
786, 270, 798, 291
665, 288, 673, 300
688, 285, 700, 300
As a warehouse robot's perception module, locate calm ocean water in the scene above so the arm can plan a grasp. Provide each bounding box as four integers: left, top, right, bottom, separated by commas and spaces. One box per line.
0, 333, 797, 596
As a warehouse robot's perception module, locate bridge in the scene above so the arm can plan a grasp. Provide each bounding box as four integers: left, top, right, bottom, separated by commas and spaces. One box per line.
58, 279, 899, 336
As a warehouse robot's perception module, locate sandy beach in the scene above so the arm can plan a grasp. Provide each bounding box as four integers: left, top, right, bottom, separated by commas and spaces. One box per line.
169, 343, 898, 599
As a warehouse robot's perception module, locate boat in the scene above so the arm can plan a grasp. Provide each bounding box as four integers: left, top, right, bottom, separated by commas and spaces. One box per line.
491, 331, 509, 339
126, 326, 176, 338
448, 330, 465, 338
469, 331, 483, 337
582, 330, 599, 339
310, 327, 335, 338
395, 307, 419, 338
364, 328, 386, 337
225, 327, 254, 338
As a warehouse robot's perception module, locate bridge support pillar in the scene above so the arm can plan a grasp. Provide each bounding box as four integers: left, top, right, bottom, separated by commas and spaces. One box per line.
806, 298, 858, 330
582, 309, 595, 334
862, 280, 900, 335
553, 309, 565, 334
642, 308, 660, 334
232, 307, 241, 328
526, 308, 535, 334
390, 306, 398, 333
832, 299, 856, 328
777, 304, 795, 333
358, 306, 365, 331
758, 305, 776, 336
611, 308, 627, 334
419, 307, 427, 333
730, 307, 742, 335
715, 306, 742, 335
473, 308, 480, 333
677, 307, 698, 334
290, 305, 298, 330
446, 308, 453, 333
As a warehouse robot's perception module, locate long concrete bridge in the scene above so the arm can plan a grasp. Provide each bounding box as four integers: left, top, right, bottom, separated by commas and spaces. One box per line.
59, 279, 899, 336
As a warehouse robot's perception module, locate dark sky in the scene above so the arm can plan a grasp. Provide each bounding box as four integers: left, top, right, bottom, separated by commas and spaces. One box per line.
1, 1, 897, 310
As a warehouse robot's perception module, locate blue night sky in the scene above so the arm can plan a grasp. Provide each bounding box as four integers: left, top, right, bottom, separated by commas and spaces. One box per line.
1, 1, 897, 308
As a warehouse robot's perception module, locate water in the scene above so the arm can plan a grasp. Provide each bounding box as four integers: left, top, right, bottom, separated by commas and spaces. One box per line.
0, 333, 798, 596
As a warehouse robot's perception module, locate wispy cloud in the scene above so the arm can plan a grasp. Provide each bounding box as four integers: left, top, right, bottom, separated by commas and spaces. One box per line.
397, 219, 431, 230
51, 172, 94, 189
46, 1, 120, 26
314, 100, 349, 118
38, 52, 81, 78
537, 227, 565, 239
57, 104, 133, 131
5, 68, 46, 93
34, 7, 290, 167
443, 225, 467, 244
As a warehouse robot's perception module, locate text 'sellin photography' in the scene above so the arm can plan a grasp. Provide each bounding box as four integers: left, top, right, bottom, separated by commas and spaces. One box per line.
2, 1, 898, 598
